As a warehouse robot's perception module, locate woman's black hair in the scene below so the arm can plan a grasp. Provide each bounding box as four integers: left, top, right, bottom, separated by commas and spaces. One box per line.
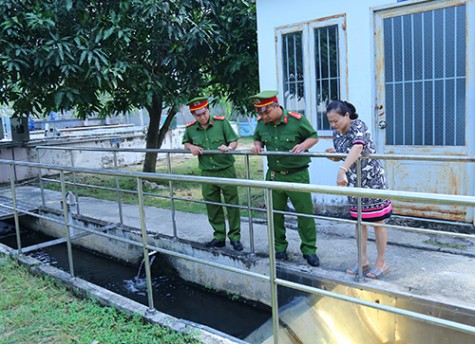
326, 100, 359, 119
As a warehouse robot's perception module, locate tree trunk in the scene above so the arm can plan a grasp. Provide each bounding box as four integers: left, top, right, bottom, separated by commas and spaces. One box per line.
157, 107, 177, 147
142, 96, 179, 173
142, 95, 162, 173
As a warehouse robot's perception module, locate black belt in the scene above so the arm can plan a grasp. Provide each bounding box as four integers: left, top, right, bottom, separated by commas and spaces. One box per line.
271, 165, 308, 176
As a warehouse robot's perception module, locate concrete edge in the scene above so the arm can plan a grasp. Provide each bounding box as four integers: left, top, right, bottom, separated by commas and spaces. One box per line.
0, 243, 246, 344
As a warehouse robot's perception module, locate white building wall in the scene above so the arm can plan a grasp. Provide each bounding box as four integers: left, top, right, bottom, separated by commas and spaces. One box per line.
256, 0, 396, 210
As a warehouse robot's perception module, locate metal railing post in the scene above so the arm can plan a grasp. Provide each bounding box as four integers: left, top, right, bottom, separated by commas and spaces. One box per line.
70, 150, 79, 209
167, 152, 177, 238
60, 171, 75, 277
245, 154, 255, 254
36, 148, 46, 208
137, 177, 156, 312
355, 158, 364, 281
11, 146, 18, 183
113, 150, 124, 225
265, 188, 280, 344
9, 165, 22, 254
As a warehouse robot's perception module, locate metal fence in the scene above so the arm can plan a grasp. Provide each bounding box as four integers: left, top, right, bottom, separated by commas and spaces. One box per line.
2, 148, 475, 342
35, 146, 475, 258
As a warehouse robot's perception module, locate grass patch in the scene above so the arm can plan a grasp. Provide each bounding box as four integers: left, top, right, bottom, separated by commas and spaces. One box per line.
0, 256, 198, 344
43, 138, 267, 218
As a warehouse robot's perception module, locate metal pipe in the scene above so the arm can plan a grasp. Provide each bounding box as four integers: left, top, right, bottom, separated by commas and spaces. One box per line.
18, 238, 67, 254
245, 154, 255, 254
60, 171, 75, 277
136, 177, 155, 312
265, 188, 280, 344
35, 173, 475, 241
35, 148, 46, 208
34, 145, 475, 163
113, 150, 124, 225
2, 158, 475, 207
11, 146, 17, 183
9, 165, 22, 254
26, 178, 264, 212
69, 150, 79, 202
167, 152, 177, 238
356, 158, 364, 281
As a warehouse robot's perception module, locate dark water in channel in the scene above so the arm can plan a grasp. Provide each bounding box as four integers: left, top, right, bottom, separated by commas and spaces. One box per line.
0, 225, 272, 339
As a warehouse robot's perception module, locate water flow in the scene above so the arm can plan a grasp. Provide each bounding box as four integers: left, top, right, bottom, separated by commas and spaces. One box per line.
0, 225, 271, 339
132, 255, 156, 292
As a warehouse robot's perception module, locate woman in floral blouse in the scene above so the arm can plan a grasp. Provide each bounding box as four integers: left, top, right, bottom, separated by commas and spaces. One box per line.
325, 100, 392, 279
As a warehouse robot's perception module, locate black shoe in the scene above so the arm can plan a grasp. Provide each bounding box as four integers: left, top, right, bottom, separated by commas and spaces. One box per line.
275, 251, 288, 260
230, 240, 243, 251
303, 254, 320, 267
205, 239, 225, 248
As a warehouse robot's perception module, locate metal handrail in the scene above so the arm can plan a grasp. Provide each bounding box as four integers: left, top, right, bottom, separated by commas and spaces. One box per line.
34, 145, 475, 162
2, 158, 474, 341
3, 158, 475, 206
34, 146, 475, 254
18, 150, 475, 247
14, 149, 475, 342
31, 145, 475, 282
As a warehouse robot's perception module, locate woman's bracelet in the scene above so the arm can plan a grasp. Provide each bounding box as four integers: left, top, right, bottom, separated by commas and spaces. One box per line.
339, 166, 348, 173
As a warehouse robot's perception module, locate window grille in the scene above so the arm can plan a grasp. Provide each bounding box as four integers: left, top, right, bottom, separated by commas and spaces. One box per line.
314, 25, 340, 130
278, 17, 346, 131
282, 31, 306, 115
383, 5, 466, 146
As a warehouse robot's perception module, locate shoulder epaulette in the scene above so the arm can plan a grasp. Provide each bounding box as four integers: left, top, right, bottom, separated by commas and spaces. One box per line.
288, 111, 303, 120
257, 115, 263, 121
185, 120, 196, 127
213, 116, 225, 120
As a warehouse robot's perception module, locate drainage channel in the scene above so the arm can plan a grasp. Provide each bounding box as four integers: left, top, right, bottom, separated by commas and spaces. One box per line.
3, 219, 475, 343
0, 222, 272, 340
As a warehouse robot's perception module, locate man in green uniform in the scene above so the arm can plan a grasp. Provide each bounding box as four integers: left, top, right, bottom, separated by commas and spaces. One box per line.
182, 96, 243, 251
250, 90, 319, 266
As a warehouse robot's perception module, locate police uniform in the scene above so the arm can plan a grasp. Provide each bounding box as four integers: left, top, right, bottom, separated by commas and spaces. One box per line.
251, 90, 319, 265
182, 97, 242, 249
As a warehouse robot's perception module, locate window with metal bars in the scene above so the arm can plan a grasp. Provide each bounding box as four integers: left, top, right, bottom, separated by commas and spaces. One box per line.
314, 25, 340, 130
280, 22, 342, 130
383, 5, 466, 146
282, 31, 305, 116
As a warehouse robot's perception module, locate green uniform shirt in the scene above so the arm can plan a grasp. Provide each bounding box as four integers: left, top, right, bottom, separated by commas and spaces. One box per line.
253, 108, 318, 171
182, 116, 239, 171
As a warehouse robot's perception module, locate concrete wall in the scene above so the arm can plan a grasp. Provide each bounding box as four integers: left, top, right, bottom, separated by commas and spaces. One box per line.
24, 212, 144, 265
0, 124, 207, 184
0, 122, 241, 185
0, 126, 147, 184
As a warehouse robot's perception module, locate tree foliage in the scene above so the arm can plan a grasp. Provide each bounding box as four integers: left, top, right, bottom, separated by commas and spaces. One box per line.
0, 0, 258, 171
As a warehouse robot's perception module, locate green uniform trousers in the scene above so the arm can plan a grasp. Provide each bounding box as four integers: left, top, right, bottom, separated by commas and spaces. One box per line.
266, 168, 317, 255
201, 165, 241, 241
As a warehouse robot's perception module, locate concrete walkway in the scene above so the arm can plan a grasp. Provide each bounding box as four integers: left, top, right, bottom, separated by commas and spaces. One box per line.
2, 186, 475, 310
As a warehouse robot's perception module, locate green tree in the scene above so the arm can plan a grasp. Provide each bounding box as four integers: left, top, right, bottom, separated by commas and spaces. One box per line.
0, 0, 258, 172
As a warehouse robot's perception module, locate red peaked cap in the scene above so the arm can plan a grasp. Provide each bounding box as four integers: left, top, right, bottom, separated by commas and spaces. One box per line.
250, 90, 279, 108
187, 96, 208, 114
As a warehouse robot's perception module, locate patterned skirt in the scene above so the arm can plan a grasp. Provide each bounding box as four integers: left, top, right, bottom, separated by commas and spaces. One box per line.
349, 198, 392, 222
